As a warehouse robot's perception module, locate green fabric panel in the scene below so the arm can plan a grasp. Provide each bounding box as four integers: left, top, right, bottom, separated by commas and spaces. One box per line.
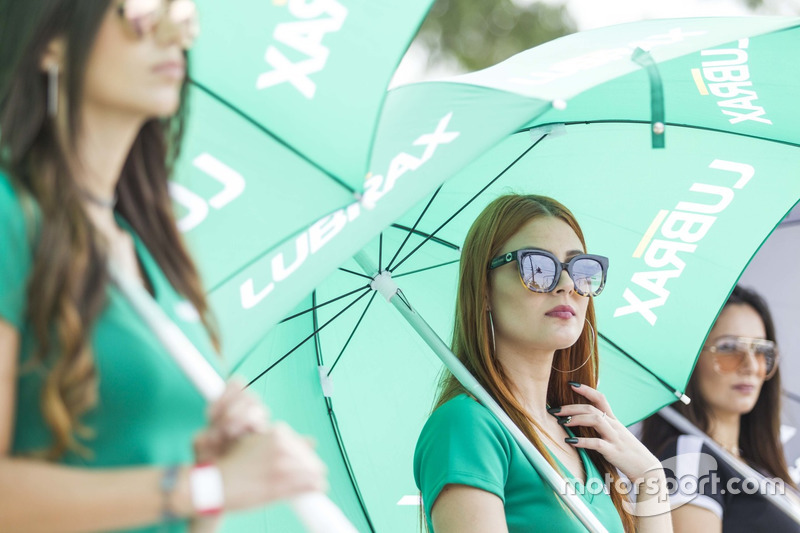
190, 0, 435, 186
0, 173, 33, 331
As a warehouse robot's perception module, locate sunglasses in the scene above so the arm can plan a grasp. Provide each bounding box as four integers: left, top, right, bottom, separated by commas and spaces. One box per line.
704, 335, 780, 379
488, 248, 609, 297
117, 0, 199, 49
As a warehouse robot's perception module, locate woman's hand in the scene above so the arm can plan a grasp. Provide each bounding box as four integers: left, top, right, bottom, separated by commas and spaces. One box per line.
555, 382, 662, 482
219, 423, 329, 509
191, 378, 328, 511
193, 378, 269, 464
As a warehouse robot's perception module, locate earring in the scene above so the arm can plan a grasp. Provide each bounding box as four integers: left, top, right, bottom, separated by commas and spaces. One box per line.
552, 318, 595, 373
48, 64, 59, 118
488, 309, 496, 356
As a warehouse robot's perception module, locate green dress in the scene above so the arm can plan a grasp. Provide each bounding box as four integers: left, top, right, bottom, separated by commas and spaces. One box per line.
414, 394, 626, 533
0, 173, 223, 533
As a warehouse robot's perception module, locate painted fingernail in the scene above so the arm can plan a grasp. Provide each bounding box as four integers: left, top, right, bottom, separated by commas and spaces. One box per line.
568, 381, 582, 388
547, 407, 562, 414
565, 437, 579, 444
558, 416, 572, 425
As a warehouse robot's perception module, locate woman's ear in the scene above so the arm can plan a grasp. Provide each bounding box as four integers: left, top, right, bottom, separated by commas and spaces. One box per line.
39, 37, 65, 72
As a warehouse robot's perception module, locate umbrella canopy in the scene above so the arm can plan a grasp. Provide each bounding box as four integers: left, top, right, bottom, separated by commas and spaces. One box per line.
228, 17, 800, 532
172, 0, 557, 359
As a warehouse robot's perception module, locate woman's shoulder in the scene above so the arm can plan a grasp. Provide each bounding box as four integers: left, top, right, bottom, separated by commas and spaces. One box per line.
427, 394, 503, 428
417, 394, 513, 452
0, 169, 37, 330
0, 170, 35, 230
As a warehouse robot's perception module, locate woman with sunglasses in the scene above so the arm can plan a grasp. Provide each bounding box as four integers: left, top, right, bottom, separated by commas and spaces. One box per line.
414, 195, 672, 533
0, 1, 326, 532
640, 285, 799, 532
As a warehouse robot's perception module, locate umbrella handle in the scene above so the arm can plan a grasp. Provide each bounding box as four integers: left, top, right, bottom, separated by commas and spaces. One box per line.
107, 264, 358, 533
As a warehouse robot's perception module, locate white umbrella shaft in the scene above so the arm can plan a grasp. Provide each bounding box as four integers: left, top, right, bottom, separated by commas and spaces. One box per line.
108, 264, 358, 533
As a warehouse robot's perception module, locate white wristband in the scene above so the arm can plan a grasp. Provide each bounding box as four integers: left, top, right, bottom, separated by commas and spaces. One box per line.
190, 464, 225, 515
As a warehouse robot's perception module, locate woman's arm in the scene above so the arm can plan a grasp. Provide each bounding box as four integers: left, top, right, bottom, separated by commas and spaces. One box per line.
671, 504, 722, 533
0, 318, 191, 532
0, 319, 327, 533
431, 484, 509, 533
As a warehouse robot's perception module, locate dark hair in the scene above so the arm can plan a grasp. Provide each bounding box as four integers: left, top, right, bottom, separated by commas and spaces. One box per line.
0, 0, 219, 459
640, 285, 794, 487
430, 194, 635, 532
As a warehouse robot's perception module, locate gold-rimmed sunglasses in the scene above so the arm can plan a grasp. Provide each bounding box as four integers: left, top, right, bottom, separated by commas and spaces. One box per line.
703, 335, 780, 379
117, 0, 199, 49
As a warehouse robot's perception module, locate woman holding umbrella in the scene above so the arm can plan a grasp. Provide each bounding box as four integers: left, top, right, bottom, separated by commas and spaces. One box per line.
414, 195, 672, 532
641, 285, 800, 532
0, 1, 325, 531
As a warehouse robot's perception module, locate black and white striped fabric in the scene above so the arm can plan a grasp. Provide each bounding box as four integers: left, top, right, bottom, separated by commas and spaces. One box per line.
658, 435, 800, 531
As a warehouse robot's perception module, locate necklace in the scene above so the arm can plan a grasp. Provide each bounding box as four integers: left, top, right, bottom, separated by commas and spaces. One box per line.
720, 442, 742, 456
79, 187, 118, 209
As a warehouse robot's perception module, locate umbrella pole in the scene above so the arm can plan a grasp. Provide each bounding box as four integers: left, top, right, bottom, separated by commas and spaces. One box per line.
354, 252, 608, 533
659, 407, 800, 525
107, 263, 359, 533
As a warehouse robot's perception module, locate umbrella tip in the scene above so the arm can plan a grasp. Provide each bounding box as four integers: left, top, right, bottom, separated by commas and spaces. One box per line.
552, 99, 567, 111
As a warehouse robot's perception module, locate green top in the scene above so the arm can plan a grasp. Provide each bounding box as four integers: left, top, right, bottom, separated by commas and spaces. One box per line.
414, 394, 625, 533
0, 173, 223, 533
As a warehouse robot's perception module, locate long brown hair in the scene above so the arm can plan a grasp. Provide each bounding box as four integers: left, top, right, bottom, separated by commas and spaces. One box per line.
641, 285, 795, 488
0, 0, 219, 460
432, 194, 635, 532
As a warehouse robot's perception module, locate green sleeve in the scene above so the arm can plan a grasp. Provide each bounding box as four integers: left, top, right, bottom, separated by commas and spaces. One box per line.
414, 396, 511, 522
0, 174, 33, 331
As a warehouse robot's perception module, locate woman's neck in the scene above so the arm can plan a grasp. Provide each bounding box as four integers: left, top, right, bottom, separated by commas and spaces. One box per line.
74, 103, 144, 231
708, 411, 742, 456
495, 342, 555, 425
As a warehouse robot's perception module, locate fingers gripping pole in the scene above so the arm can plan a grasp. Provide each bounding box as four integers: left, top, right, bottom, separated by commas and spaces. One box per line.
108, 263, 358, 533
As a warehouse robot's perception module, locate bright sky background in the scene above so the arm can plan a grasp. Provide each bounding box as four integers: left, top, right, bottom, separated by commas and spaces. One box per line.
392, 0, 800, 85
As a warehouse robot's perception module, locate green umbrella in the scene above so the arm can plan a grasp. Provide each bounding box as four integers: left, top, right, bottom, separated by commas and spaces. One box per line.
228, 17, 800, 532
171, 0, 436, 342
171, 0, 557, 359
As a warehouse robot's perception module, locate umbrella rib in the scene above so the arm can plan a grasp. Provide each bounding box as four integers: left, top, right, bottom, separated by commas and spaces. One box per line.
394, 259, 462, 279
326, 291, 378, 376
325, 402, 378, 532
339, 267, 374, 280
309, 296, 378, 532
190, 80, 356, 193
390, 223, 461, 252
597, 331, 685, 398
531, 119, 800, 149
279, 285, 370, 323
391, 135, 547, 272
386, 186, 443, 271
246, 287, 372, 386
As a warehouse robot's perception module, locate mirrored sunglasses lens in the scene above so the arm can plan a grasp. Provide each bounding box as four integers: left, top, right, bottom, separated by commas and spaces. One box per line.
571, 258, 603, 295
520, 253, 557, 291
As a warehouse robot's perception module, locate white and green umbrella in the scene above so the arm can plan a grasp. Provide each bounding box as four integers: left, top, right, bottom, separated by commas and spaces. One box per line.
222, 17, 800, 532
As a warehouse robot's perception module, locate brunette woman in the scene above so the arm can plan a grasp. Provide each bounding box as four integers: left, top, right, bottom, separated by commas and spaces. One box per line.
641, 285, 799, 532
0, 1, 325, 531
